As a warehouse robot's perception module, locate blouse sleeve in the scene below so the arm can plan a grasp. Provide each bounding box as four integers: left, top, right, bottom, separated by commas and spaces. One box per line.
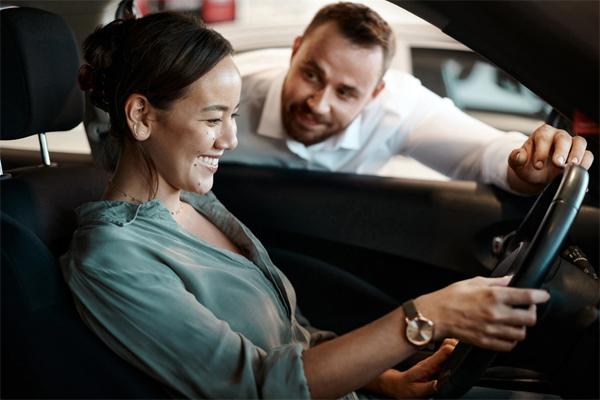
61, 232, 311, 399
294, 306, 337, 346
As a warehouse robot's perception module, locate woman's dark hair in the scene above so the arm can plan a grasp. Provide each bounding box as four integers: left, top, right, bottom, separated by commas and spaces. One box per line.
81, 11, 234, 198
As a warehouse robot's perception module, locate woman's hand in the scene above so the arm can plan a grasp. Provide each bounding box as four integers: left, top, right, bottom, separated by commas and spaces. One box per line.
301, 276, 549, 398
415, 276, 550, 352
365, 339, 458, 399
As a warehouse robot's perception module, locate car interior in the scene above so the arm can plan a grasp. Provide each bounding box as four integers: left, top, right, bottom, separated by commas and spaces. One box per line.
1, 1, 598, 399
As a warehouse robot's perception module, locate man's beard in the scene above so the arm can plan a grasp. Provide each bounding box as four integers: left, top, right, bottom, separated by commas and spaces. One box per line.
282, 102, 341, 146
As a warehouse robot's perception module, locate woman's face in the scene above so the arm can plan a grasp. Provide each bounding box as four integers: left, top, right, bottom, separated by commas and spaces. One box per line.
145, 55, 241, 195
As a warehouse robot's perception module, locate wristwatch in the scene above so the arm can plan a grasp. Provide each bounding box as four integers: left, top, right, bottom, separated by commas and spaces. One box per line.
402, 299, 435, 348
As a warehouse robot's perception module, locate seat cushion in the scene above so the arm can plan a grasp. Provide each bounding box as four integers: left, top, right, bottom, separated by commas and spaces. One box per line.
1, 213, 168, 399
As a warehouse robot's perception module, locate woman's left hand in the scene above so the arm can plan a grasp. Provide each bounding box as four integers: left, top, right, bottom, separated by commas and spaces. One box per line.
365, 338, 458, 399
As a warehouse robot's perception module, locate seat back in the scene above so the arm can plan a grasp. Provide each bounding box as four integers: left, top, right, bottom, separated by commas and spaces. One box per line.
0, 7, 166, 398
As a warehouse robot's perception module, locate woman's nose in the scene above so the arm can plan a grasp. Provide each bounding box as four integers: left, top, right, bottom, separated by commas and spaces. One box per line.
214, 119, 238, 150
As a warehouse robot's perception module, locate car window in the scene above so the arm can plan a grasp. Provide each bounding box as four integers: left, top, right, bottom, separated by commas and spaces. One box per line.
1, 0, 550, 180
411, 48, 550, 134
147, 0, 547, 182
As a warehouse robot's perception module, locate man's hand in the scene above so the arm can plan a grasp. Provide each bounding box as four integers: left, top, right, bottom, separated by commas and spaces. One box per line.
364, 339, 458, 399
415, 276, 550, 352
507, 124, 594, 195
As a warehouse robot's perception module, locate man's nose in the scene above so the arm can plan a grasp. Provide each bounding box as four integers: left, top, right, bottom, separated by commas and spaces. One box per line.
306, 87, 331, 115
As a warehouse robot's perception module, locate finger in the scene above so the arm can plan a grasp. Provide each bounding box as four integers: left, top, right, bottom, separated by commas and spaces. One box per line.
482, 275, 513, 287
499, 287, 550, 306
508, 133, 536, 170
475, 336, 519, 352
426, 343, 453, 368
424, 380, 439, 397
495, 304, 539, 327
409, 346, 453, 382
400, 379, 440, 399
566, 136, 588, 165
441, 338, 459, 348
451, 325, 520, 351
438, 340, 458, 356
550, 130, 573, 167
508, 147, 527, 170
580, 150, 594, 170
481, 323, 528, 342
531, 128, 554, 170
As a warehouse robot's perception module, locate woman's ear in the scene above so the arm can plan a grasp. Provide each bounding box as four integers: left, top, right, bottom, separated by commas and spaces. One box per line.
124, 93, 151, 141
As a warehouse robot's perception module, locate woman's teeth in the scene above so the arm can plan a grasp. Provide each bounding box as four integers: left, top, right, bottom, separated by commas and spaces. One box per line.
198, 156, 218, 166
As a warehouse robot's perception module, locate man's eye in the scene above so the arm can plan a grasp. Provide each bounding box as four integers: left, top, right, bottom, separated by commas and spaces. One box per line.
303, 71, 318, 81
337, 89, 350, 98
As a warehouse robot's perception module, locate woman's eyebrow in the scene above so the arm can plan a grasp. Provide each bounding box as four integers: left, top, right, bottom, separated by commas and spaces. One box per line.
202, 105, 228, 112
201, 103, 240, 112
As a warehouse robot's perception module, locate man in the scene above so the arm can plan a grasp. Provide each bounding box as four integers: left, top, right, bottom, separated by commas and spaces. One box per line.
223, 2, 593, 195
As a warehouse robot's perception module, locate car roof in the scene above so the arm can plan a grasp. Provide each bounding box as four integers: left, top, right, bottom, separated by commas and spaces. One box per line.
394, 0, 599, 124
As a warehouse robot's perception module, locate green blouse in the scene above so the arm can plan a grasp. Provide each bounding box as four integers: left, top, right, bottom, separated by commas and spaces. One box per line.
60, 191, 336, 399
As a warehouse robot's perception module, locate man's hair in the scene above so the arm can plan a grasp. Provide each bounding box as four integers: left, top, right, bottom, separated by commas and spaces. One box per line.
302, 2, 396, 77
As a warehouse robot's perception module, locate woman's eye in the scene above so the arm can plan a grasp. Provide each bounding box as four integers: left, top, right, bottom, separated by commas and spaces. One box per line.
207, 118, 223, 125
231, 113, 239, 119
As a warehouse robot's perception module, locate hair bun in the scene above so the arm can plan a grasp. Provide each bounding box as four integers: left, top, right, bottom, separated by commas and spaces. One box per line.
77, 63, 109, 111
78, 63, 102, 91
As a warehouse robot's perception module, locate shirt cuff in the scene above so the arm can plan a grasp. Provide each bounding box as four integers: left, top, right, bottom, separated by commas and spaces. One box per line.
482, 131, 528, 195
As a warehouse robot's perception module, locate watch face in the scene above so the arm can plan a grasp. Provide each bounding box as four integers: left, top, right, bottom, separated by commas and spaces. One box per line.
406, 319, 434, 346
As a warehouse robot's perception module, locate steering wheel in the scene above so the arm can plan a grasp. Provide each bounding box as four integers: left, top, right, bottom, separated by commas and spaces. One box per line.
435, 163, 589, 399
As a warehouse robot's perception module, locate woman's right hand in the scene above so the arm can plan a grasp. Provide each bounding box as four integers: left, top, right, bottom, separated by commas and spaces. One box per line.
415, 275, 550, 352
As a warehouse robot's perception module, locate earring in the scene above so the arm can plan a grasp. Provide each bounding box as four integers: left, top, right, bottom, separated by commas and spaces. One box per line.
133, 124, 138, 137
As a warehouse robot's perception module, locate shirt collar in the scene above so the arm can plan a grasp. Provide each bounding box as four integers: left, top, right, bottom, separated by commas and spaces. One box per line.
256, 70, 288, 140
335, 114, 362, 150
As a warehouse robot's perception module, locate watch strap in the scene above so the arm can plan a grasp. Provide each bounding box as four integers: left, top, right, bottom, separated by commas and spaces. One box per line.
402, 299, 419, 320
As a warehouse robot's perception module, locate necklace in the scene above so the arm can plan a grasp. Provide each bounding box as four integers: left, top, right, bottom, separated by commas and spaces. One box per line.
172, 202, 184, 215
108, 180, 184, 215
108, 179, 143, 203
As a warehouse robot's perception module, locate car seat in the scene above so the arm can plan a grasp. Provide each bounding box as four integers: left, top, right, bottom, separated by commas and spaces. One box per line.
0, 7, 167, 398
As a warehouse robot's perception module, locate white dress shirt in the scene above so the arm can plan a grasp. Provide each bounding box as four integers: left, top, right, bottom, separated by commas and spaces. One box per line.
224, 50, 527, 191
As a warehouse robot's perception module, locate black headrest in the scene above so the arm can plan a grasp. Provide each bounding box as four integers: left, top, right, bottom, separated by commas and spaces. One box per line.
0, 7, 83, 140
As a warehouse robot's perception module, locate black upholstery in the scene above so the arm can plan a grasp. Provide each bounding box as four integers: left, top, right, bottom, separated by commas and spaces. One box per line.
0, 7, 167, 398
2, 211, 166, 399
0, 7, 83, 140
1, 165, 111, 258
266, 246, 399, 335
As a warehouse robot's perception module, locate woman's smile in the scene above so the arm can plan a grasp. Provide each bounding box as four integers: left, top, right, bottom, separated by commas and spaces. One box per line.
197, 155, 220, 173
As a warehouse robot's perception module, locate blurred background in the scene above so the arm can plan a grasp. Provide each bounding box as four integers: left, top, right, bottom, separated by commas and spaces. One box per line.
1, 0, 550, 180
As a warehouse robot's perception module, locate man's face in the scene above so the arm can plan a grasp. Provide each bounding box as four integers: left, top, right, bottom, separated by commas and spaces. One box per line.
281, 21, 386, 146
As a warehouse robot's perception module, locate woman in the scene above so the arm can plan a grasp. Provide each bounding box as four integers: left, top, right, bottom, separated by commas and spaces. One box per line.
61, 11, 550, 399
